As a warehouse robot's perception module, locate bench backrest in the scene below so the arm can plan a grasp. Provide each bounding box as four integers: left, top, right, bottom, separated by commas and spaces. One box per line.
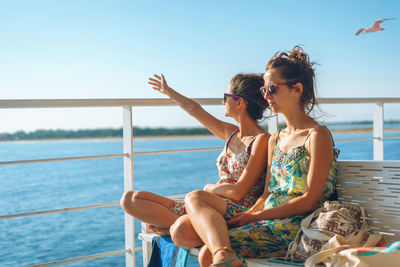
336, 160, 400, 241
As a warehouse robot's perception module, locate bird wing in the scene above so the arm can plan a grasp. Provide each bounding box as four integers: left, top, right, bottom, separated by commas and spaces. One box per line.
382, 18, 396, 21
356, 28, 365, 35
372, 19, 384, 28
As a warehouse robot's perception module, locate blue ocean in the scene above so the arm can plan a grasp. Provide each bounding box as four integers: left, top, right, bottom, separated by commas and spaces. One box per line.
1, 129, 400, 266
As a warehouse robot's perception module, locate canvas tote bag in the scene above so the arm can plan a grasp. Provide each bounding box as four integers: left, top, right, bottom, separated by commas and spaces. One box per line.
285, 201, 366, 262
305, 230, 400, 267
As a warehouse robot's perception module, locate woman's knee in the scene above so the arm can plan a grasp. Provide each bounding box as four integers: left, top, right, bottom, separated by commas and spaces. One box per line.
170, 216, 196, 247
120, 190, 142, 211
185, 189, 209, 206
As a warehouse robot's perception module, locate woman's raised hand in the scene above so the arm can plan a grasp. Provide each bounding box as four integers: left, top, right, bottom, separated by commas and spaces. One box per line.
148, 74, 172, 95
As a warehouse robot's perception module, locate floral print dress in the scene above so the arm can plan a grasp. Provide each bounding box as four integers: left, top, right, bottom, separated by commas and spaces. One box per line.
169, 129, 266, 216
225, 126, 339, 259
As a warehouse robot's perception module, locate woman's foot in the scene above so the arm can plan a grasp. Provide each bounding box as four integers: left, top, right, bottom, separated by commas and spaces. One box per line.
148, 224, 170, 236
212, 248, 243, 267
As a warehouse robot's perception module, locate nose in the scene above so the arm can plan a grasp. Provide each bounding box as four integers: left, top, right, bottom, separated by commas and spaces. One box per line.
263, 88, 272, 100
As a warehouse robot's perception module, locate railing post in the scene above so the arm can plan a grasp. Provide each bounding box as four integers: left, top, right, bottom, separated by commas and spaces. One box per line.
123, 105, 135, 267
267, 114, 279, 134
373, 102, 384, 160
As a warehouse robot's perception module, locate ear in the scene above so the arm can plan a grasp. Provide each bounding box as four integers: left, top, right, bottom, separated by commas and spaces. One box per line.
237, 98, 246, 109
293, 82, 303, 97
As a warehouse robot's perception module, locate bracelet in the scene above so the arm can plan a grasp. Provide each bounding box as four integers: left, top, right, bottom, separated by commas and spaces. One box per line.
212, 246, 235, 256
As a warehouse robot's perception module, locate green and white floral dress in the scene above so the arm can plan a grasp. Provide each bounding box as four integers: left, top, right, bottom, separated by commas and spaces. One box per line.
224, 126, 339, 259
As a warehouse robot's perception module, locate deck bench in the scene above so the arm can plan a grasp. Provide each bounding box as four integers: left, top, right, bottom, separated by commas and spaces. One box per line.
138, 160, 400, 266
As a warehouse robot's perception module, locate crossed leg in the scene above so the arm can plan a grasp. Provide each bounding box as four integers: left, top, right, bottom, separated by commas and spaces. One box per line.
177, 190, 243, 267
120, 190, 180, 235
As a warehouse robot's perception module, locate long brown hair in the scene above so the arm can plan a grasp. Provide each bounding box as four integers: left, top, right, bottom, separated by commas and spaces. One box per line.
229, 73, 269, 121
267, 46, 317, 115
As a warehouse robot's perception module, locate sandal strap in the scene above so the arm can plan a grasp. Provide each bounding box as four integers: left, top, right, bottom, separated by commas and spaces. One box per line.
209, 256, 239, 267
212, 246, 235, 256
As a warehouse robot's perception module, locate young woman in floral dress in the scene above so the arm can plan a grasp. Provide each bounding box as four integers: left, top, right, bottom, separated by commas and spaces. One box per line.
120, 73, 270, 240
176, 46, 339, 267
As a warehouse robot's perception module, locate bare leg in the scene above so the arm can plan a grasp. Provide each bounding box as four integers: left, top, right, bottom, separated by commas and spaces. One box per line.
170, 215, 203, 248
198, 245, 242, 267
198, 245, 213, 267
185, 190, 243, 266
120, 190, 179, 234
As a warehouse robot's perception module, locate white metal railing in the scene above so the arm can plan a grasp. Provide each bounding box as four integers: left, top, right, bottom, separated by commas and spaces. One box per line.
0, 97, 400, 267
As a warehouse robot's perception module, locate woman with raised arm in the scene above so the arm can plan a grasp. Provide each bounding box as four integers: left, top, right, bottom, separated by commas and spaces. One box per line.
120, 73, 270, 237
181, 46, 339, 267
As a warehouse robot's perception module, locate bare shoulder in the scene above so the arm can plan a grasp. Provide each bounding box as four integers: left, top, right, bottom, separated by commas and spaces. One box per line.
308, 126, 334, 153
256, 132, 271, 142
251, 132, 270, 150
310, 126, 333, 143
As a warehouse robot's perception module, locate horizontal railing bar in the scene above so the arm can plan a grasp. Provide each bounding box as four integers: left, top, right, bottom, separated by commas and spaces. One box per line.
0, 202, 120, 220
29, 249, 133, 267
1, 97, 400, 109
166, 193, 186, 199
335, 137, 377, 142
335, 136, 400, 142
385, 135, 400, 140
0, 98, 221, 108
133, 146, 223, 156
0, 153, 128, 166
0, 147, 223, 166
1, 193, 187, 220
3, 133, 399, 166
317, 98, 400, 104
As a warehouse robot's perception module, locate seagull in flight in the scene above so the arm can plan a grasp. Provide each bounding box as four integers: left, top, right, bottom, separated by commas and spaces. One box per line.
356, 18, 395, 35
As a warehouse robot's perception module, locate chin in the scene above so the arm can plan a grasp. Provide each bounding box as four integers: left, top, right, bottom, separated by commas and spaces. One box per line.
270, 106, 278, 113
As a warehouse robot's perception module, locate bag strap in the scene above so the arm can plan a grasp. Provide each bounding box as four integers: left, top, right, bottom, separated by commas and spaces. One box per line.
360, 205, 366, 230
305, 244, 349, 267
285, 228, 304, 261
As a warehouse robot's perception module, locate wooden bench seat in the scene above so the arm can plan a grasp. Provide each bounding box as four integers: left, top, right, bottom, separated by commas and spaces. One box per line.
138, 160, 400, 266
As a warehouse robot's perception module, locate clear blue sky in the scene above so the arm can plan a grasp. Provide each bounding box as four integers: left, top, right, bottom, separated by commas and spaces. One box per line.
0, 0, 399, 132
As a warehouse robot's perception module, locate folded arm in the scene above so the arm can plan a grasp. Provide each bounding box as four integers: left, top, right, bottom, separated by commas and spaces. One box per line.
204, 133, 270, 201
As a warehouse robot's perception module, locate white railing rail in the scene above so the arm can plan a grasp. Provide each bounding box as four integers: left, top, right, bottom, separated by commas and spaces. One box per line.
1, 97, 400, 267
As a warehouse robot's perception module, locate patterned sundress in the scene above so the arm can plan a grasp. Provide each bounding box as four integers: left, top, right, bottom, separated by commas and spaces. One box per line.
224, 126, 339, 259
169, 129, 266, 216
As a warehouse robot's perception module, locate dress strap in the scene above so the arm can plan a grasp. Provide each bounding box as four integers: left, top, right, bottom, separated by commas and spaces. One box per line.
303, 125, 339, 160
303, 125, 321, 145
245, 132, 263, 152
225, 129, 239, 152
275, 130, 282, 146
303, 125, 337, 146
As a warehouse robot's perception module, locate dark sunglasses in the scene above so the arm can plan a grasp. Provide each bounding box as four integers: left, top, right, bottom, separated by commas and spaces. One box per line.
223, 93, 248, 104
260, 82, 296, 96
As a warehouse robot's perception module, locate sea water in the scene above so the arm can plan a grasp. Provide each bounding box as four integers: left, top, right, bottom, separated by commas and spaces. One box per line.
0, 131, 399, 266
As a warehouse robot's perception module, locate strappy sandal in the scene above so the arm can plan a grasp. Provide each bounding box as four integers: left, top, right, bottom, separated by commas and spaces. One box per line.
210, 247, 245, 267
210, 256, 240, 267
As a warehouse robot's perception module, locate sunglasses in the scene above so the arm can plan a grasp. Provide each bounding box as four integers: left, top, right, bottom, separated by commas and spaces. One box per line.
260, 82, 296, 96
223, 93, 248, 104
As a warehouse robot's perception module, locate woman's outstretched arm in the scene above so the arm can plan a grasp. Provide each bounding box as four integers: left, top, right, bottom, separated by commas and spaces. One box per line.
149, 74, 237, 140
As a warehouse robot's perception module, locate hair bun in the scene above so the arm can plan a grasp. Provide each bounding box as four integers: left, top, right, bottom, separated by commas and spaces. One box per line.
289, 46, 310, 65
